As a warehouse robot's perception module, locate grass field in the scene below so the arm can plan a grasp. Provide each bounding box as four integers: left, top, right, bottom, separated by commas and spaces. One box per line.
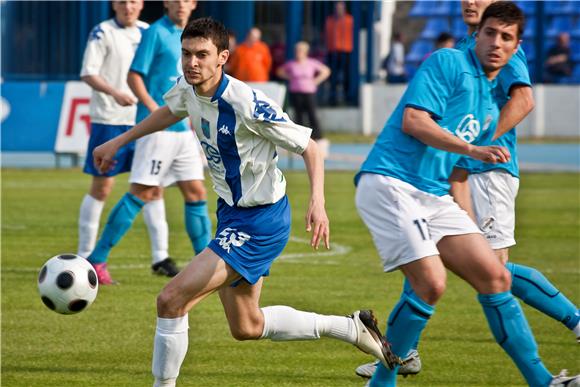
2, 169, 579, 386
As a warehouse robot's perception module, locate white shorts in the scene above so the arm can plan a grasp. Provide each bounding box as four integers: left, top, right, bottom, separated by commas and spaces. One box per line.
468, 170, 519, 249
355, 174, 481, 272
129, 130, 204, 187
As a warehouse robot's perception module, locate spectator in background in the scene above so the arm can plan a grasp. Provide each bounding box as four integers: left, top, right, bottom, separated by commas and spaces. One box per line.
277, 41, 331, 158
421, 32, 455, 63
269, 33, 287, 82
325, 1, 353, 105
229, 27, 272, 82
383, 32, 407, 84
544, 32, 573, 84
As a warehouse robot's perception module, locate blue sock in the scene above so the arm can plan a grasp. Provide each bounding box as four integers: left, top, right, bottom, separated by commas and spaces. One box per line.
88, 193, 144, 264
184, 201, 212, 254
369, 288, 434, 387
478, 292, 552, 387
507, 262, 580, 330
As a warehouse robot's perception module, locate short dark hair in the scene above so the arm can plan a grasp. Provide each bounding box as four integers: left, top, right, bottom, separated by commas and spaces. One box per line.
435, 32, 454, 45
479, 1, 525, 39
181, 17, 229, 52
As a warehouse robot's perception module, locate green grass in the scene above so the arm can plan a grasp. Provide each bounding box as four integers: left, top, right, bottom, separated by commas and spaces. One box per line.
2, 169, 579, 386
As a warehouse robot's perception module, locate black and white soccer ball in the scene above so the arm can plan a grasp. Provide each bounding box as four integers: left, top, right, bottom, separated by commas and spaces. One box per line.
37, 254, 98, 314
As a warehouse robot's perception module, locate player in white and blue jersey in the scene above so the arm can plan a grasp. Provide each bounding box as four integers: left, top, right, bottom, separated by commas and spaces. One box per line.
87, 0, 212, 284
92, 18, 399, 386
355, 3, 579, 386
78, 0, 150, 258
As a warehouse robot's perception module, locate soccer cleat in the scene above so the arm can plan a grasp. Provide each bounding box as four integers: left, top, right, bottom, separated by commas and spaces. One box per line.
91, 262, 117, 285
351, 310, 403, 370
152, 257, 180, 277
550, 370, 580, 386
355, 350, 422, 379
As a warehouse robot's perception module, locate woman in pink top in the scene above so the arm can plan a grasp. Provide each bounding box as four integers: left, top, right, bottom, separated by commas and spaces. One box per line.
277, 41, 331, 151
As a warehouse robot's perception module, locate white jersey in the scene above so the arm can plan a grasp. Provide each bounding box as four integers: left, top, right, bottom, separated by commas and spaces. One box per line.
80, 18, 149, 125
164, 74, 312, 208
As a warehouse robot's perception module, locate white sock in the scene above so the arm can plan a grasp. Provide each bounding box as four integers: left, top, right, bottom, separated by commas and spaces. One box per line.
573, 320, 580, 338
143, 199, 169, 264
260, 305, 357, 344
77, 194, 105, 258
152, 315, 189, 387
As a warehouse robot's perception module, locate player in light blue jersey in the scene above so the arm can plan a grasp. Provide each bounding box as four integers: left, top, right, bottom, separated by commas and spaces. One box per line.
87, 0, 213, 284
355, 0, 580, 381
92, 18, 399, 386
355, 3, 579, 386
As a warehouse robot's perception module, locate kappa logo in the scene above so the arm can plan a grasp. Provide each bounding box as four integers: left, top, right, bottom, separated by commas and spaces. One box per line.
455, 114, 481, 143
217, 227, 251, 253
218, 124, 231, 136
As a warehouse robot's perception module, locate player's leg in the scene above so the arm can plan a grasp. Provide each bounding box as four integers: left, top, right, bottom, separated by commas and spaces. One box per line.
177, 179, 211, 255
170, 130, 211, 255
78, 124, 134, 258
78, 176, 113, 258
470, 171, 580, 339
218, 278, 398, 369
438, 233, 553, 386
356, 174, 443, 385
152, 248, 240, 387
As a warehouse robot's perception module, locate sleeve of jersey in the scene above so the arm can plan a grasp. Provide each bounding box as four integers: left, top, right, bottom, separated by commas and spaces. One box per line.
130, 27, 157, 77
244, 89, 312, 154
163, 78, 189, 118
498, 48, 532, 95
80, 26, 107, 77
404, 50, 458, 120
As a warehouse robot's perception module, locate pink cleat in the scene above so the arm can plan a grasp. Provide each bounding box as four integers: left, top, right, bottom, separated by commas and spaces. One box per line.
91, 263, 117, 285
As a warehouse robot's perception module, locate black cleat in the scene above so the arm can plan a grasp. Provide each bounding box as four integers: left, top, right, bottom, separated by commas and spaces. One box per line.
152, 258, 180, 277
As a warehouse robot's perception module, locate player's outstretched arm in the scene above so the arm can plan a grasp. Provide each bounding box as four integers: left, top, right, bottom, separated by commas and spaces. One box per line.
402, 107, 511, 163
301, 139, 330, 250
493, 85, 534, 141
93, 106, 181, 174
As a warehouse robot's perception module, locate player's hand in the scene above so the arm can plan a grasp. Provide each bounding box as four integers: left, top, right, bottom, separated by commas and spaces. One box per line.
469, 145, 510, 164
93, 140, 120, 174
112, 91, 137, 106
305, 198, 330, 250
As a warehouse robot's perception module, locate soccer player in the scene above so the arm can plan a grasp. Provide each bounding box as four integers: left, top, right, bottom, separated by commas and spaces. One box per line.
87, 0, 212, 284
77, 0, 148, 259
93, 17, 400, 386
355, 0, 580, 380
354, 3, 579, 386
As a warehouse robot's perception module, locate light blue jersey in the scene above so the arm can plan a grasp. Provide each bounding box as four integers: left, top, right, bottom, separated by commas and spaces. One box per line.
130, 15, 187, 132
356, 48, 498, 196
455, 33, 531, 178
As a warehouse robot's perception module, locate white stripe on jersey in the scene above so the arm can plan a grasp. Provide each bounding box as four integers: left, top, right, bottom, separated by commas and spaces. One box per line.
80, 19, 149, 125
164, 74, 312, 208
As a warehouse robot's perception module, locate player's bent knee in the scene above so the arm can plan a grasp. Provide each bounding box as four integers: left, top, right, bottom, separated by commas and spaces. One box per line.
229, 324, 262, 341
422, 280, 446, 304
156, 289, 186, 317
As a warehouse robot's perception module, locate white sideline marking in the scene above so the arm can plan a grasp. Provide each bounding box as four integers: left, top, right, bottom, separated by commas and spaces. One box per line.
3, 236, 352, 273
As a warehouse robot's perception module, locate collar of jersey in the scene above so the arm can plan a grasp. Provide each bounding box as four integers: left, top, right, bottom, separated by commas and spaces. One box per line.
113, 17, 125, 29
210, 73, 230, 102
161, 15, 183, 32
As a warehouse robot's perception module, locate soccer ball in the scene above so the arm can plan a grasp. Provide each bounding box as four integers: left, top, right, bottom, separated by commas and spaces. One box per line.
37, 254, 98, 314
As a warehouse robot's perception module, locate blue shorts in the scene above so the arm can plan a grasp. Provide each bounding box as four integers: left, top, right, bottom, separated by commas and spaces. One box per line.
208, 196, 291, 285
83, 123, 134, 177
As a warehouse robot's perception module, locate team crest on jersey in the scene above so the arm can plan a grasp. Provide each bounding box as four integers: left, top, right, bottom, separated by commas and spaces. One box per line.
454, 114, 481, 143
217, 227, 251, 253
252, 91, 286, 123
201, 118, 211, 138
